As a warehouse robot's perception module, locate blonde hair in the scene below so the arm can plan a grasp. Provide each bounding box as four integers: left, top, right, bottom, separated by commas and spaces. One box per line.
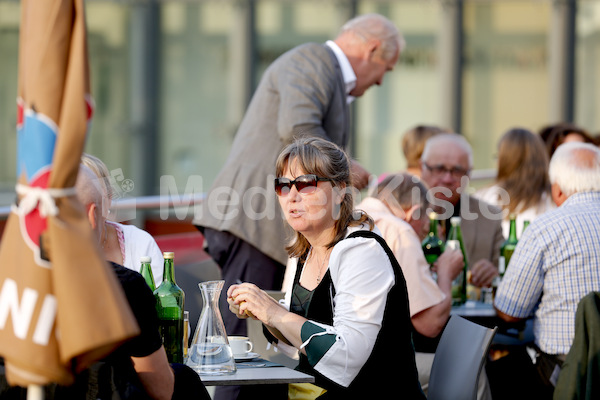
81, 153, 114, 200
275, 137, 373, 260
401, 125, 451, 168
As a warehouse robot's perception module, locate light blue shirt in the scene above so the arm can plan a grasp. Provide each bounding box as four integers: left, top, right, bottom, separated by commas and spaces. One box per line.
494, 191, 600, 355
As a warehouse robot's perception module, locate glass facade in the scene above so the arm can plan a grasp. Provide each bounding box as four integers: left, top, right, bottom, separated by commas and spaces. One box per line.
463, 1, 551, 170
576, 0, 600, 136
0, 0, 596, 215
356, 1, 442, 177
160, 1, 236, 193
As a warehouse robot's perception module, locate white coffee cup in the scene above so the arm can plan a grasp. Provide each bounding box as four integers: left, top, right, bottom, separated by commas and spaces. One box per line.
228, 336, 253, 356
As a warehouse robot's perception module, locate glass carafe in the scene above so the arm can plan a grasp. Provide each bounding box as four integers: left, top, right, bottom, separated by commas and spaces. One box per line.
186, 280, 236, 375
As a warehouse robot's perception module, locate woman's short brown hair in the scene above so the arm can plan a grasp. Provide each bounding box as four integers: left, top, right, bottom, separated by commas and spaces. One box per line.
275, 137, 373, 259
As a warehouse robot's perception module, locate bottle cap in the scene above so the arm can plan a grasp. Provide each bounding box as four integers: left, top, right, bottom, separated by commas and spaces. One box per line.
163, 252, 175, 259
140, 256, 151, 263
428, 211, 437, 219
450, 216, 461, 225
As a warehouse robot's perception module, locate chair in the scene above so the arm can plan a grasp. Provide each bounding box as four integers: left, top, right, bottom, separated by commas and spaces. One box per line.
427, 315, 497, 400
553, 291, 600, 400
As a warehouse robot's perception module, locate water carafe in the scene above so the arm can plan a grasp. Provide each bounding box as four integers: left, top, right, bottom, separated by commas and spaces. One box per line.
186, 280, 236, 375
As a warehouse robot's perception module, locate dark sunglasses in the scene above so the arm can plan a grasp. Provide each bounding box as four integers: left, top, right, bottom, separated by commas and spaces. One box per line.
274, 174, 332, 196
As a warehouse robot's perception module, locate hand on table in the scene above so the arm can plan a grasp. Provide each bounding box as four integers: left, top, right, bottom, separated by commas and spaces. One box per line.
469, 259, 498, 288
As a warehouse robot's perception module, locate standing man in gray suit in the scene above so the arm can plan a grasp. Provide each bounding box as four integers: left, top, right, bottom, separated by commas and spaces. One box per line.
194, 14, 404, 338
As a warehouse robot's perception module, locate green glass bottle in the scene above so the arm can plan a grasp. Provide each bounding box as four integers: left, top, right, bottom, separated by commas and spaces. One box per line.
499, 215, 518, 279
522, 219, 530, 233
154, 251, 185, 363
446, 216, 468, 305
139, 256, 156, 292
421, 212, 445, 270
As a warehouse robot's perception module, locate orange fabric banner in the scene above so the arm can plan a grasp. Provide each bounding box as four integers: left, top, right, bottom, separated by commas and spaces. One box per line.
0, 0, 139, 386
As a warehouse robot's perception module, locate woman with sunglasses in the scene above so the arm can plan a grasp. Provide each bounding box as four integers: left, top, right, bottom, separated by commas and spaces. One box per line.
227, 137, 424, 399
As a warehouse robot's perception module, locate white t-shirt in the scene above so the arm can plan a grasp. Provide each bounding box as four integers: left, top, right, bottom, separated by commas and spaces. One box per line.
109, 221, 164, 283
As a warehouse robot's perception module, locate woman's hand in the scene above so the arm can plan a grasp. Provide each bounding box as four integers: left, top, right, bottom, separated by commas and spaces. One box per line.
434, 248, 464, 282
226, 283, 286, 326
226, 293, 252, 320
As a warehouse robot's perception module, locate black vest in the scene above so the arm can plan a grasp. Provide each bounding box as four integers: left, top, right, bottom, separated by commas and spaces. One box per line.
292, 230, 425, 399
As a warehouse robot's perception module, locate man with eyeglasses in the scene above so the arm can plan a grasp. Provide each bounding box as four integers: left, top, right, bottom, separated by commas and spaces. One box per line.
419, 133, 505, 291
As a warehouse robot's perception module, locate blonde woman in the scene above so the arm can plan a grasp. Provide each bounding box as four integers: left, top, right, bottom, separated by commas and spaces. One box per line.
81, 153, 164, 282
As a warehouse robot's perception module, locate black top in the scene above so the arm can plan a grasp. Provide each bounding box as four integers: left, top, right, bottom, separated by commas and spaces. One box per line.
0, 262, 163, 400
291, 231, 425, 399
69, 262, 163, 399
106, 261, 162, 359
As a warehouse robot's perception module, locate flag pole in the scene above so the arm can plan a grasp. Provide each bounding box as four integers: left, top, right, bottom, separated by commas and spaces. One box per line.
26, 384, 43, 400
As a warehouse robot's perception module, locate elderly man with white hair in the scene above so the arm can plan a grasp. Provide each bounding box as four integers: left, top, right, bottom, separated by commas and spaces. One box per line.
419, 133, 505, 289
491, 142, 600, 399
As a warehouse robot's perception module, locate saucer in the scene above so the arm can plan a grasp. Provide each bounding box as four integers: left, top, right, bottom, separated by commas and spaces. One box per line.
234, 352, 260, 362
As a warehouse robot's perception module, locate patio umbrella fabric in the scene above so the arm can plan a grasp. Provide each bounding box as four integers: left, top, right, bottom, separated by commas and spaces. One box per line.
0, 0, 140, 386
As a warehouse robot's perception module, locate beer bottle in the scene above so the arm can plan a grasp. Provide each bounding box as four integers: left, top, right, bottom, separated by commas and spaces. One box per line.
522, 219, 530, 233
421, 212, 445, 272
446, 216, 468, 305
139, 256, 156, 292
154, 251, 185, 363
499, 215, 518, 279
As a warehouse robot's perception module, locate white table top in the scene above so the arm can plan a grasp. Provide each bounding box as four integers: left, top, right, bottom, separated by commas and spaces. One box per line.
450, 300, 497, 317
199, 365, 315, 386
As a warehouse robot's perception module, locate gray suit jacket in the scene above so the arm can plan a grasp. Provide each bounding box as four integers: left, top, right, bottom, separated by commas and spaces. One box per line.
460, 195, 505, 268
194, 43, 350, 265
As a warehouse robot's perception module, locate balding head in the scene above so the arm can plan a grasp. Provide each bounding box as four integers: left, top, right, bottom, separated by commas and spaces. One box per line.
419, 133, 473, 207
334, 14, 403, 98
420, 133, 473, 168
337, 13, 404, 61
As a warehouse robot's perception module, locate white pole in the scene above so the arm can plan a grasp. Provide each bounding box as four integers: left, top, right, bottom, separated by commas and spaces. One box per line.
26, 384, 43, 400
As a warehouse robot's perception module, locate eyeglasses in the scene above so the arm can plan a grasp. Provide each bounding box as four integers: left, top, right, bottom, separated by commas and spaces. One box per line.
422, 162, 469, 179
274, 174, 332, 196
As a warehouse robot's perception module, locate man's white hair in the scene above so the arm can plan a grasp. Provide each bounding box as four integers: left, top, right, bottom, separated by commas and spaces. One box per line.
420, 133, 474, 168
549, 142, 600, 196
339, 13, 405, 60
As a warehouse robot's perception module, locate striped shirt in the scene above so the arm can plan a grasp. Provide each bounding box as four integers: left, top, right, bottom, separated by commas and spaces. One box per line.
494, 191, 600, 355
